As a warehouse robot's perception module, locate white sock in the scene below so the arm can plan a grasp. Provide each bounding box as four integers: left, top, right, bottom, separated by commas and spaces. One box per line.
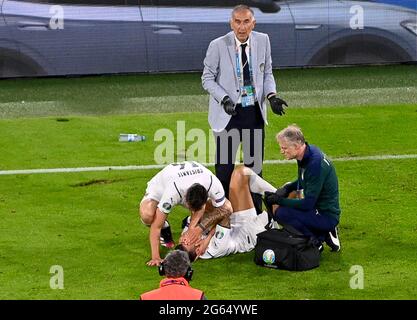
247, 169, 277, 195
163, 220, 170, 229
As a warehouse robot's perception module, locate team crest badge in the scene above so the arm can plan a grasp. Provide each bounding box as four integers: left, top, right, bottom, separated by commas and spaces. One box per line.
215, 230, 224, 239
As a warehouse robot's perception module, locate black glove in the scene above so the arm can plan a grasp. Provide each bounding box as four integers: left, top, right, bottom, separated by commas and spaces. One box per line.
264, 191, 284, 207
268, 95, 288, 116
221, 96, 237, 116
274, 187, 289, 198
279, 181, 294, 197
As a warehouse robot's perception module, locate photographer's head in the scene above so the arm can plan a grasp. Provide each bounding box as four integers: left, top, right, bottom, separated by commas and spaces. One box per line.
159, 250, 194, 281
185, 183, 208, 213
141, 249, 206, 300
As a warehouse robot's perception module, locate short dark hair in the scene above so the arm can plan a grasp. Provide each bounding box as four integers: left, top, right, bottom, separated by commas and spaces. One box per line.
163, 250, 191, 278
185, 183, 208, 211
176, 244, 198, 263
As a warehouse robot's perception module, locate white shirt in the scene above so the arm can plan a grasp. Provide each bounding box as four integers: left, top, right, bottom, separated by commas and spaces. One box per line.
156, 161, 226, 214
199, 209, 269, 259
235, 36, 250, 74
234, 35, 253, 104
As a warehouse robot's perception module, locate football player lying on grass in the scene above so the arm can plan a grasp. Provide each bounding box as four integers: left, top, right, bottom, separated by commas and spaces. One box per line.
178, 166, 278, 260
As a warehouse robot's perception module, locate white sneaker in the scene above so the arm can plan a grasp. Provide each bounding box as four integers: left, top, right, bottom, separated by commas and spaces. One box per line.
325, 227, 341, 252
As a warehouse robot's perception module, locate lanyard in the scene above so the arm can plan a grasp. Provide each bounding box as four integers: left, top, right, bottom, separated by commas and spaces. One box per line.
235, 45, 254, 89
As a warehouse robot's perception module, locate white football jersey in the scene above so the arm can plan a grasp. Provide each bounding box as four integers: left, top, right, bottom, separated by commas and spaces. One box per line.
199, 209, 269, 259
147, 161, 225, 214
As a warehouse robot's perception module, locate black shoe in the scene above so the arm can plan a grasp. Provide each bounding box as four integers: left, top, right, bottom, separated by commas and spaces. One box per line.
181, 216, 191, 230
160, 223, 175, 249
262, 195, 274, 217
325, 227, 341, 252
252, 192, 263, 215
264, 211, 275, 230
262, 196, 275, 230
309, 237, 323, 253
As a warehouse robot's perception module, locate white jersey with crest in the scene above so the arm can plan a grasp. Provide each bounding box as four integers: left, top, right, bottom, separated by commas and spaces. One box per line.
144, 161, 226, 214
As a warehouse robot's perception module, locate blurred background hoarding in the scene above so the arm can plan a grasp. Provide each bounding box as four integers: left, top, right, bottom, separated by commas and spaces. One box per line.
0, 0, 416, 78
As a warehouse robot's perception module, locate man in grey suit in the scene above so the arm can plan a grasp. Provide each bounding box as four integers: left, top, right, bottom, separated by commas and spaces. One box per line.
202, 4, 288, 213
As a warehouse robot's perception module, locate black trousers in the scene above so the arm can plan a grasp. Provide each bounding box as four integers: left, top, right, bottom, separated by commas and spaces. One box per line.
214, 102, 265, 214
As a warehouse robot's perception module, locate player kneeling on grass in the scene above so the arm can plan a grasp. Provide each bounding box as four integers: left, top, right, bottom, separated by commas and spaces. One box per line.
264, 125, 341, 252
139, 161, 232, 266
178, 166, 279, 259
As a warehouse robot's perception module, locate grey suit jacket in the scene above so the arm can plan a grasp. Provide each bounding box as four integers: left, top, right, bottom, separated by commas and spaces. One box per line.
202, 31, 277, 132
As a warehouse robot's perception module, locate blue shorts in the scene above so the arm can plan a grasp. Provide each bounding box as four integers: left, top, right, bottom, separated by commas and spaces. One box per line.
274, 206, 338, 242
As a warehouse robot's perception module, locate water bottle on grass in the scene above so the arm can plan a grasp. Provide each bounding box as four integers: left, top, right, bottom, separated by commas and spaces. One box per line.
119, 134, 146, 142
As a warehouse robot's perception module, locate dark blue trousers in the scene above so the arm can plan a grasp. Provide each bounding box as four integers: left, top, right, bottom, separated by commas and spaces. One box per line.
214, 103, 264, 214
274, 206, 338, 242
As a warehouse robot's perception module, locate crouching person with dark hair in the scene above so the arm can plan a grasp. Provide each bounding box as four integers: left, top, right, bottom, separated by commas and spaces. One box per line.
139, 161, 230, 266
140, 250, 207, 300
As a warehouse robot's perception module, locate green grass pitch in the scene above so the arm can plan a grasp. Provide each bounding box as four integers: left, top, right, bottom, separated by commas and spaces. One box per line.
0, 65, 416, 299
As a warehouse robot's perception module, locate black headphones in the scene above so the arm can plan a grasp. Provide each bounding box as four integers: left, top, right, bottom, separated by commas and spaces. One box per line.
158, 261, 194, 282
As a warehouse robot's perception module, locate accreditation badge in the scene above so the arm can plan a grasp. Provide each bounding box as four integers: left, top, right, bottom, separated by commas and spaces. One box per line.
241, 85, 255, 107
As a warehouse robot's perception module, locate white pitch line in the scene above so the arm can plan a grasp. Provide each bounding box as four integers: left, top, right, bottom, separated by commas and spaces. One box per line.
0, 154, 416, 176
